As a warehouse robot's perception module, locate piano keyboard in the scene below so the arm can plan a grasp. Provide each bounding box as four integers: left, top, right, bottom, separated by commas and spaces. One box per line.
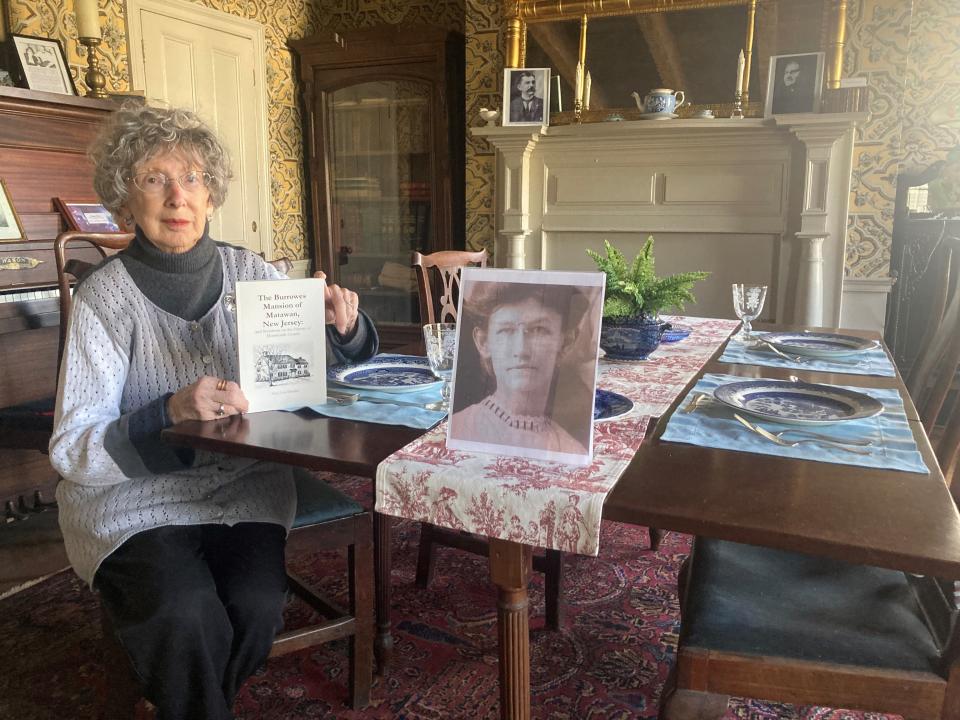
0, 288, 60, 304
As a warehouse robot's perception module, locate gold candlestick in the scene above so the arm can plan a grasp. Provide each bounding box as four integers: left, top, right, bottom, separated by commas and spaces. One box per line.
573, 98, 583, 124
730, 90, 744, 119
79, 36, 108, 99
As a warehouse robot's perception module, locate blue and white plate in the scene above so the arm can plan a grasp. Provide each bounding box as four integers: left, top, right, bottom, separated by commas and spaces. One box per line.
758, 331, 879, 359
661, 325, 692, 343
713, 379, 883, 426
327, 354, 441, 393
594, 389, 634, 422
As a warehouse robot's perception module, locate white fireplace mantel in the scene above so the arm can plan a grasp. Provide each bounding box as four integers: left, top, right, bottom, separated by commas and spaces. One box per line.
472, 112, 876, 330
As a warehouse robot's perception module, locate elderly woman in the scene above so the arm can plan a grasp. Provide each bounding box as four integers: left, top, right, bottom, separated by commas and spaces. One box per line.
449, 281, 591, 455
49, 104, 377, 720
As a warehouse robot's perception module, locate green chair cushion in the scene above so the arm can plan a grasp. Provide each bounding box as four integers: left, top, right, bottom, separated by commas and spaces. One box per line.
682, 538, 941, 674
292, 470, 363, 528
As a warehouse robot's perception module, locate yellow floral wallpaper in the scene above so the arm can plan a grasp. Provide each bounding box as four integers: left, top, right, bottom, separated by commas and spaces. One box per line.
7, 0, 958, 278
901, 0, 960, 174
464, 0, 502, 257
843, 0, 960, 280
7, 0, 322, 260
314, 0, 462, 33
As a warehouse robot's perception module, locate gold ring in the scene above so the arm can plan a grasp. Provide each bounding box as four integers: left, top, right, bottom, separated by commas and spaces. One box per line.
217, 379, 227, 392
216, 403, 225, 416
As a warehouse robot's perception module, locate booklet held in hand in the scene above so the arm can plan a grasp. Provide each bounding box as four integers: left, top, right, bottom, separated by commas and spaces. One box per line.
236, 278, 328, 412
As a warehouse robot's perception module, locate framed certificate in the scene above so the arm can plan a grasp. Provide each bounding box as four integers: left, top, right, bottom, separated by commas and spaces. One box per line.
9, 34, 76, 96
54, 198, 122, 233
0, 178, 26, 243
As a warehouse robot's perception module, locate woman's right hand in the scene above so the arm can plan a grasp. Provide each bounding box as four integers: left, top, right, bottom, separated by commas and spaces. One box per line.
166, 376, 249, 424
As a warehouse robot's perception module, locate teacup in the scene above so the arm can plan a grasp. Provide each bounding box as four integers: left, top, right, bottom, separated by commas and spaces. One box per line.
643, 88, 685, 115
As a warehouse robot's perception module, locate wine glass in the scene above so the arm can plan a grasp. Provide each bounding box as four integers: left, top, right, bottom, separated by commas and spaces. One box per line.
731, 284, 768, 342
422, 323, 457, 411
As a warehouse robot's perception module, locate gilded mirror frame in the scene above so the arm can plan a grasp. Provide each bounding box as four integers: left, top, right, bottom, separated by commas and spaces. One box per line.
503, 0, 847, 120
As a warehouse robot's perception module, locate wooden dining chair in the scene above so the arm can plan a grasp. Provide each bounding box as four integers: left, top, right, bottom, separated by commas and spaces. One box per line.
100, 473, 375, 718
50, 236, 373, 715
661, 234, 960, 719
412, 249, 487, 325
410, 248, 578, 628
903, 232, 960, 489
660, 537, 960, 719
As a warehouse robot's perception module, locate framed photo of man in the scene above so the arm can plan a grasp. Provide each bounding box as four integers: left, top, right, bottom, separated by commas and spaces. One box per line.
502, 68, 550, 126
765, 52, 825, 116
447, 268, 605, 465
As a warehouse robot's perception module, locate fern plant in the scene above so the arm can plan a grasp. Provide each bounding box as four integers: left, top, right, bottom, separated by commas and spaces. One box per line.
587, 237, 709, 320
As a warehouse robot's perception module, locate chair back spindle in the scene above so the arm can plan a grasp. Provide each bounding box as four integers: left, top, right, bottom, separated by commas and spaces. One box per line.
412, 249, 487, 325
903, 234, 960, 487
54, 231, 134, 380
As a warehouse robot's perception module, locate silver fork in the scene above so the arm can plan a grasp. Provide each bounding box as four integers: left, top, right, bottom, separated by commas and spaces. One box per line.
327, 393, 444, 411
733, 413, 872, 454
682, 392, 713, 413
754, 338, 808, 363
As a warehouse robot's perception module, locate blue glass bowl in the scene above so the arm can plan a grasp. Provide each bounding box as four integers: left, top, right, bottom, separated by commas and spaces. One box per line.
599, 318, 670, 360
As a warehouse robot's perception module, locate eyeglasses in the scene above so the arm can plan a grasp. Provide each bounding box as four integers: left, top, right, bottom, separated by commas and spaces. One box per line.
130, 170, 213, 195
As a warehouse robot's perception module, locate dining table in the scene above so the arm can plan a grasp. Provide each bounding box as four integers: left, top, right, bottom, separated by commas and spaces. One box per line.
163, 320, 960, 720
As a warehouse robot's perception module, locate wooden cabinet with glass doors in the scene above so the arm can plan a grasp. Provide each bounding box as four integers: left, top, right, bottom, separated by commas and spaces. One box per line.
292, 25, 465, 347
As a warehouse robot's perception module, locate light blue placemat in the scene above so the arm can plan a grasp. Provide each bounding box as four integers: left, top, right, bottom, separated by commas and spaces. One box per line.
305, 385, 446, 429
661, 373, 929, 474
718, 338, 896, 377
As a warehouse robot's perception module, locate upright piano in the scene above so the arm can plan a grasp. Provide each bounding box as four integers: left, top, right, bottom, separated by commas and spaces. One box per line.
0, 86, 117, 510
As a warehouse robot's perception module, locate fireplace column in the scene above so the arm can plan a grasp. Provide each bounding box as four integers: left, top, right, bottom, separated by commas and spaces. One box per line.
775, 113, 866, 326
473, 127, 543, 269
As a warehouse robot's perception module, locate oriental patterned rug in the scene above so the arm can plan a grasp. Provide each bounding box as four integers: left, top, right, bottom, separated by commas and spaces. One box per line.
0, 473, 898, 720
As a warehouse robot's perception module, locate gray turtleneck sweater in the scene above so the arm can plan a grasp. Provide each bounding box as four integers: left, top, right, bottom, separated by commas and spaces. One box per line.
50, 230, 378, 585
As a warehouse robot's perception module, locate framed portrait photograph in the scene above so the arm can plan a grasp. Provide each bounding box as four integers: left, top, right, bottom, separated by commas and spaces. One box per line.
0, 178, 26, 243
502, 68, 551, 126
765, 52, 825, 117
54, 198, 122, 233
447, 268, 605, 466
9, 34, 76, 96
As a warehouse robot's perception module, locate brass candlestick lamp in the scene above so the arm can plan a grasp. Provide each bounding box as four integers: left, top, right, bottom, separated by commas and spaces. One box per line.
75, 0, 108, 99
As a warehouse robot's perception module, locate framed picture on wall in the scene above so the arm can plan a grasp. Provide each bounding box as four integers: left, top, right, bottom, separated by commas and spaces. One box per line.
502, 68, 551, 126
54, 198, 122, 233
765, 52, 825, 116
9, 34, 76, 96
0, 179, 27, 243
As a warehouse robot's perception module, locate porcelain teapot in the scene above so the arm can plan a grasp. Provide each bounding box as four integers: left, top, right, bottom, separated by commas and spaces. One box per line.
632, 88, 685, 115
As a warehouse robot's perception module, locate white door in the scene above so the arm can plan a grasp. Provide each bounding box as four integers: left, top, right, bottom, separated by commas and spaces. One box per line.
127, 0, 271, 256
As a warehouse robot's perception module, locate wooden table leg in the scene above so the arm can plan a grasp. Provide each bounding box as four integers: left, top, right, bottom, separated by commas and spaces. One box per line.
373, 510, 393, 674
489, 538, 533, 720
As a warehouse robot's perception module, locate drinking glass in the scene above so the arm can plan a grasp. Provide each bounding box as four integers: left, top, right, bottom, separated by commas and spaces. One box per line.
731, 284, 768, 341
422, 323, 457, 410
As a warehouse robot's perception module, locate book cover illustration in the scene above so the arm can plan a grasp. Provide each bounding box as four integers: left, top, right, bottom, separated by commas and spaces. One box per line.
235, 278, 327, 413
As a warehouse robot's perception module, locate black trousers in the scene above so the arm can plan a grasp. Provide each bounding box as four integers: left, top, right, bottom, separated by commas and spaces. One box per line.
94, 522, 288, 720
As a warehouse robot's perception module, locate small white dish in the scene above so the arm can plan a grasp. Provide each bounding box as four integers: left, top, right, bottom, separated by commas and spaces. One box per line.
638, 112, 678, 121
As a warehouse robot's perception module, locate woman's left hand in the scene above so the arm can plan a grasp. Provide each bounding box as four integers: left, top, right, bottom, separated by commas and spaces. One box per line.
167, 376, 248, 424
313, 271, 359, 335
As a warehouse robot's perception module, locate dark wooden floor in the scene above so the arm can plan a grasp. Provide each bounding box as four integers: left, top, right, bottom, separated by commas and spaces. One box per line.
0, 509, 67, 598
